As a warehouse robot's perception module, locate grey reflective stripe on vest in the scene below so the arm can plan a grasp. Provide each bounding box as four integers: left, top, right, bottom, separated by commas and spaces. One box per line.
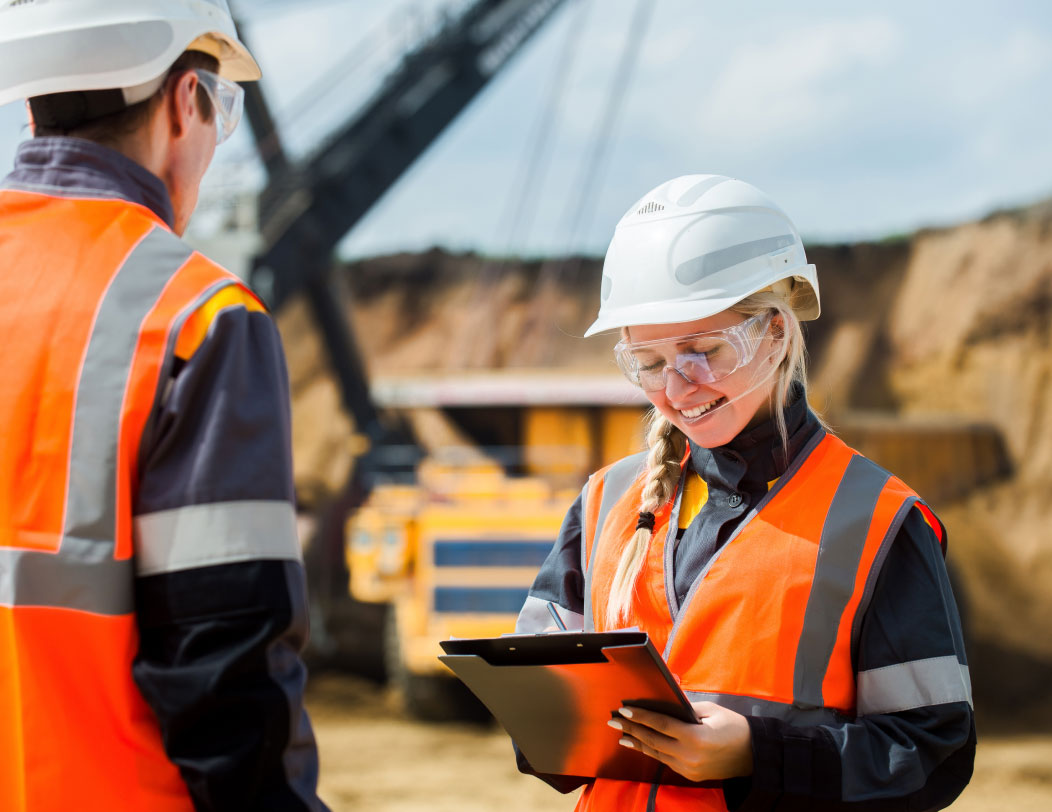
0, 542, 134, 614
0, 227, 192, 614
582, 451, 647, 631
857, 656, 973, 715
134, 500, 302, 576
662, 479, 687, 616
793, 455, 890, 709
684, 690, 844, 726
64, 228, 193, 546
578, 480, 590, 582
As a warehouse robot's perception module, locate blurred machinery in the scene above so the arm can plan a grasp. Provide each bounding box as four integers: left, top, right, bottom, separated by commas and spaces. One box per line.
346, 374, 647, 717
237, 0, 584, 715
348, 466, 568, 718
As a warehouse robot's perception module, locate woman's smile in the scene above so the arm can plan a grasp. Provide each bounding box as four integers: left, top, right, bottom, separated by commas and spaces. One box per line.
676, 396, 726, 421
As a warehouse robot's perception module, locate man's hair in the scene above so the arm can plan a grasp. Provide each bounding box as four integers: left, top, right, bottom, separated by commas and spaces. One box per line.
31, 50, 220, 144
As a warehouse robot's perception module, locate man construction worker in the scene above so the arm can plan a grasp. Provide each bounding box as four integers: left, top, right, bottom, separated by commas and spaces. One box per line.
0, 2, 330, 810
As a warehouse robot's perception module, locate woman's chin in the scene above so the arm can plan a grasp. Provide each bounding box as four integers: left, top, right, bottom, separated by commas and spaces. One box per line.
676, 407, 744, 449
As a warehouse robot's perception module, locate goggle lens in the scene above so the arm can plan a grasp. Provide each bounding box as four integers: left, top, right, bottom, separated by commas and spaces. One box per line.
193, 69, 244, 145
615, 312, 773, 391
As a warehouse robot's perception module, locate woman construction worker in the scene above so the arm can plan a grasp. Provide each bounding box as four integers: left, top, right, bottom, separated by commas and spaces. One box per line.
514, 175, 975, 810
0, 2, 328, 810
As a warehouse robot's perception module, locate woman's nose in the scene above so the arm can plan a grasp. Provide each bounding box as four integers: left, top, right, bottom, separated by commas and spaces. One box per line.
663, 366, 699, 399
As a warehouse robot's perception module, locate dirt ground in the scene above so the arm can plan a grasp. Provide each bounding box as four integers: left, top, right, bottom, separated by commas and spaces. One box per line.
305, 674, 1052, 812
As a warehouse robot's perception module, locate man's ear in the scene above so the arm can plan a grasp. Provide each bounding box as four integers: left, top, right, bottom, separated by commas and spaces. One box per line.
165, 70, 200, 139
24, 100, 35, 136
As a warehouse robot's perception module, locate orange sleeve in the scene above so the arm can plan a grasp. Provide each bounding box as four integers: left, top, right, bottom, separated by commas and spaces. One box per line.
173, 284, 267, 361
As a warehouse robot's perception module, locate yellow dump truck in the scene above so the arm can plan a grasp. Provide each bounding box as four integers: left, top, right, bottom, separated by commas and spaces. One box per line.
348, 373, 649, 718
347, 465, 572, 718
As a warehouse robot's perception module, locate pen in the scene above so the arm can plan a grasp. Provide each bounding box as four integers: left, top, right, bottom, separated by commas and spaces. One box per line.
546, 601, 568, 631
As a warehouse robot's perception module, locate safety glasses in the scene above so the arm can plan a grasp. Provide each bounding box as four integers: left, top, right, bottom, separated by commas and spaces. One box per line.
614, 311, 774, 391
192, 69, 244, 145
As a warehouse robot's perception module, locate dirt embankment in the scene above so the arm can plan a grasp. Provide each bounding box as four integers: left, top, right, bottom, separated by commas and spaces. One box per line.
277, 201, 1052, 724
809, 206, 1052, 728
884, 208, 1052, 665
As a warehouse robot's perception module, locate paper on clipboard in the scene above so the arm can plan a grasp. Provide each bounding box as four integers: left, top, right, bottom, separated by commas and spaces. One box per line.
438, 630, 702, 785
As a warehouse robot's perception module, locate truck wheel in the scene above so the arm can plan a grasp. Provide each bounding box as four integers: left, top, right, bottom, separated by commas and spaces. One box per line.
384, 606, 490, 723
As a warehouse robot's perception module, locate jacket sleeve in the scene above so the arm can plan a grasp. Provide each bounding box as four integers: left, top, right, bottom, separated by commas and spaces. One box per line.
725, 507, 975, 811
512, 489, 592, 793
130, 302, 330, 811
515, 487, 588, 634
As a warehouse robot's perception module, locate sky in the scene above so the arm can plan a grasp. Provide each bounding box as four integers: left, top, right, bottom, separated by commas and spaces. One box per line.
2, 0, 1051, 259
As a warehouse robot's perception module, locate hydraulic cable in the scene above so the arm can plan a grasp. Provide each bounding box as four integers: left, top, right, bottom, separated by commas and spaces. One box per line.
528, 0, 654, 363
496, 0, 591, 259
451, 0, 590, 368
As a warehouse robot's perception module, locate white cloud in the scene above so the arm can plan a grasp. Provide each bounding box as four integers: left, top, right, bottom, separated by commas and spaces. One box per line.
701, 17, 901, 148
940, 28, 1052, 109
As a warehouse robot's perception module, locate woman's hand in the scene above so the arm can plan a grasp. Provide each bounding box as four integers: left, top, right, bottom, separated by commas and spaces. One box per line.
607, 701, 753, 782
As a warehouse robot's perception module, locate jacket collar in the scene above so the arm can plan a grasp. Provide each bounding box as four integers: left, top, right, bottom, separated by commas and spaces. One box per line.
688, 383, 820, 495
5, 137, 175, 229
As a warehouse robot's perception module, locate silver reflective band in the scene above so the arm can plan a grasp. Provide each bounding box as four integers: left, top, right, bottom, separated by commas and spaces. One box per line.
0, 544, 134, 615
684, 690, 843, 726
583, 452, 647, 631
858, 656, 973, 715
65, 228, 195, 549
193, 68, 243, 145
134, 500, 302, 576
516, 595, 584, 633
793, 455, 890, 709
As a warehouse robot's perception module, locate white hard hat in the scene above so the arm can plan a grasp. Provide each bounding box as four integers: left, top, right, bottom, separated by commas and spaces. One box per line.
0, 0, 261, 109
584, 174, 820, 337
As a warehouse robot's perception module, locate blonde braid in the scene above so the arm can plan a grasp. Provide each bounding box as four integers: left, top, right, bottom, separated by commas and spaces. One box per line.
604, 411, 686, 628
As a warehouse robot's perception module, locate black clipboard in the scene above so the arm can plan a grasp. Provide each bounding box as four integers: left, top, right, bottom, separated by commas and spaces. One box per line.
439, 631, 701, 785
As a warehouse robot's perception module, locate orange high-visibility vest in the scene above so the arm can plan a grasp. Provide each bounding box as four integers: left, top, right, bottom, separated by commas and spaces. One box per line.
0, 187, 261, 810
574, 432, 943, 811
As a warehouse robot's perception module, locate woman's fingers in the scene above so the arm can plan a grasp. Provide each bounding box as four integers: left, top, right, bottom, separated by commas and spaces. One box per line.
609, 715, 679, 757
609, 703, 754, 782
615, 705, 678, 734
615, 731, 690, 772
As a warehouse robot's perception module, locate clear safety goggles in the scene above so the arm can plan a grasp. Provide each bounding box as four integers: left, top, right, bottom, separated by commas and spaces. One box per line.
192, 69, 244, 145
614, 311, 774, 392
